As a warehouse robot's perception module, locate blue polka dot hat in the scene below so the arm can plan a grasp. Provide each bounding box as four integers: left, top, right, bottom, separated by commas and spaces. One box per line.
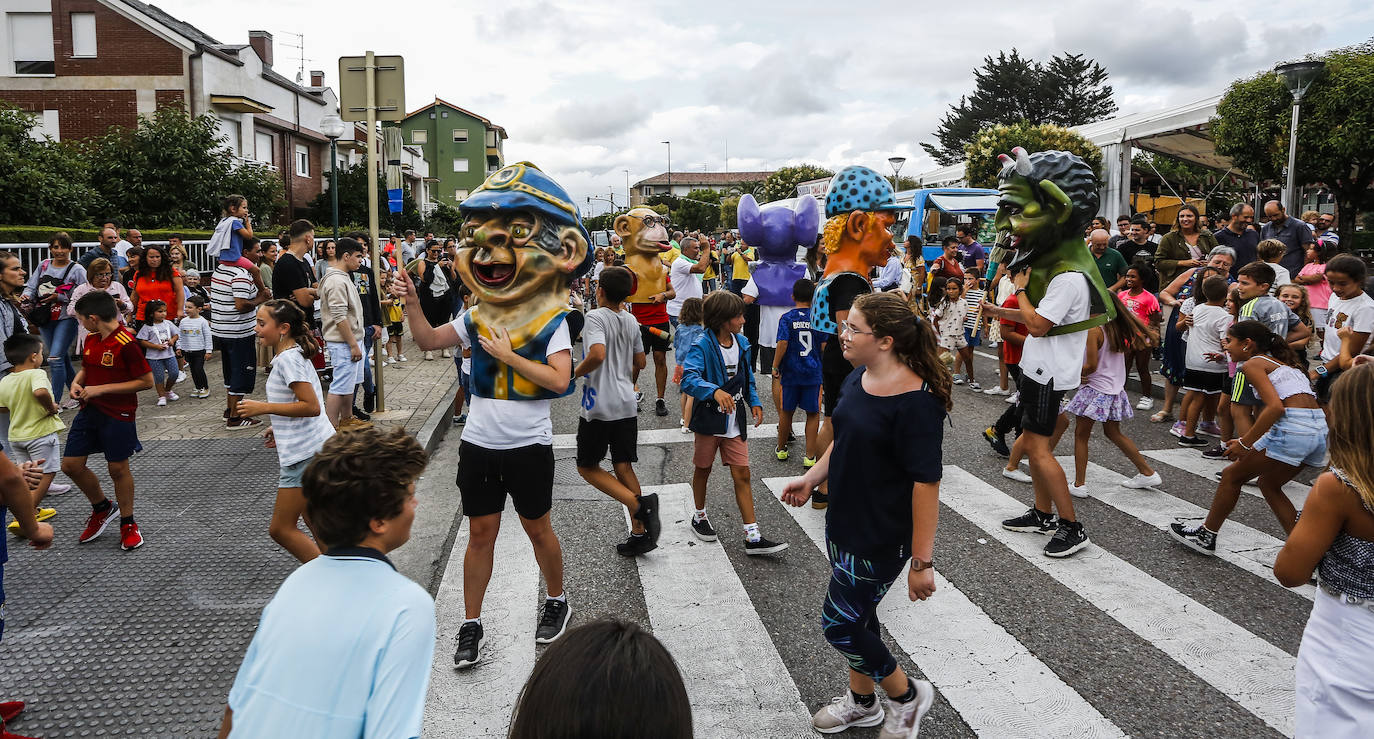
823, 165, 914, 219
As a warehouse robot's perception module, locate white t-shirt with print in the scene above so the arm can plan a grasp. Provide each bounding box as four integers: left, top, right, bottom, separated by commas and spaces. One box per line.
718, 338, 742, 439
266, 347, 336, 467
450, 312, 571, 449
1020, 272, 1091, 391
1322, 291, 1374, 362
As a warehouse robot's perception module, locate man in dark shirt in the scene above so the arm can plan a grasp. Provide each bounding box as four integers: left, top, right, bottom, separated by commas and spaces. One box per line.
1213, 203, 1259, 278
272, 223, 319, 329
350, 252, 384, 419
1107, 215, 1133, 252
1260, 200, 1314, 277
955, 223, 986, 275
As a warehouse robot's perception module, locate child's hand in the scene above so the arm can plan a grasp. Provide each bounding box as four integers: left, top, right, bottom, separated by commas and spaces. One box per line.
237, 399, 267, 418
780, 477, 814, 507
477, 327, 515, 363
20, 460, 44, 490
81, 385, 103, 399
752, 405, 763, 427
712, 389, 736, 414
263, 427, 275, 449
69, 381, 86, 399
205, 351, 213, 358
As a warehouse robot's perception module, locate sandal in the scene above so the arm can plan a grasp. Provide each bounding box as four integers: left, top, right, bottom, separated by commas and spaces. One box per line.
1149, 410, 1173, 423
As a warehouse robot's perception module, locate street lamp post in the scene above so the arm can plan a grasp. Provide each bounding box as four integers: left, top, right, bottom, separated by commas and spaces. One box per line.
624, 169, 630, 210
320, 113, 348, 242
887, 156, 907, 192
662, 140, 672, 222
1275, 60, 1324, 211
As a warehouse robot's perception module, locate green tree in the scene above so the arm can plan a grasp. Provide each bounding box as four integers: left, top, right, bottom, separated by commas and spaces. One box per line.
427, 203, 464, 236
922, 50, 1116, 165
222, 161, 286, 228
964, 122, 1103, 189
0, 106, 98, 225
762, 165, 833, 203
675, 188, 722, 232
1211, 52, 1374, 236
719, 195, 741, 230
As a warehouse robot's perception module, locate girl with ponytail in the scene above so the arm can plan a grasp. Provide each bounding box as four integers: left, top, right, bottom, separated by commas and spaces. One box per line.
236, 299, 335, 562
780, 292, 944, 736
1170, 319, 1325, 556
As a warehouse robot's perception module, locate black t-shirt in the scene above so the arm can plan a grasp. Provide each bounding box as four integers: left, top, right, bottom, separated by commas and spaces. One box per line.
826, 368, 945, 559
272, 252, 316, 328
821, 272, 870, 375
351, 266, 383, 328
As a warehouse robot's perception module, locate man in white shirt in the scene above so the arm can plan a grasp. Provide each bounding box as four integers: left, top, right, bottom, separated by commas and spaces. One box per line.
872, 248, 903, 291
667, 236, 709, 326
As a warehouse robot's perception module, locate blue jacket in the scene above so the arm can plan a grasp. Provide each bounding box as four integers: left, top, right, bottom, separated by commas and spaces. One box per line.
681, 330, 761, 437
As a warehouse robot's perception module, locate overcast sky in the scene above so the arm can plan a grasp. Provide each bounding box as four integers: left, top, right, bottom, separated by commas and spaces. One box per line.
168, 0, 1374, 216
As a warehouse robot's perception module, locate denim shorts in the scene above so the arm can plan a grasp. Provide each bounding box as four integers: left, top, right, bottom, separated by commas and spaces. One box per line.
1255, 408, 1328, 467
326, 342, 364, 394
278, 457, 310, 488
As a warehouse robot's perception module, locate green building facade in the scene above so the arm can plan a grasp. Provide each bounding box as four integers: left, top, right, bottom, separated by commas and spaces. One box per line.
389, 98, 507, 208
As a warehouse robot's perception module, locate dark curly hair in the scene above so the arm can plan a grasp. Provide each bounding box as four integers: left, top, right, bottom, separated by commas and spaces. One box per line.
1000, 149, 1100, 232
302, 427, 428, 548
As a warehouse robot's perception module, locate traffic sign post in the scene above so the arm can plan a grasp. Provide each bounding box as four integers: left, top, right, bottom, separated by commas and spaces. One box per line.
338, 52, 404, 413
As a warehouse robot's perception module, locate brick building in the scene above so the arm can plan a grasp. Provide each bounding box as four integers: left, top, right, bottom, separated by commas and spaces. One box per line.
0, 0, 343, 219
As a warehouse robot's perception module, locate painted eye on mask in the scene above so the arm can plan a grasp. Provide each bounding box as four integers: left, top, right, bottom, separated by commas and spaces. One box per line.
511, 224, 531, 239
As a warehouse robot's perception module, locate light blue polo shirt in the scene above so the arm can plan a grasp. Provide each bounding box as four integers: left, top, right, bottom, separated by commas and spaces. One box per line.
227, 548, 435, 738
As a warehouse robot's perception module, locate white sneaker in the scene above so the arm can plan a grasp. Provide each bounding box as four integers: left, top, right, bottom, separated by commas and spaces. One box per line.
46, 482, 71, 495
1136, 396, 1154, 410
1005, 391, 1019, 405
441, 349, 452, 358
1070, 483, 1090, 498
156, 397, 167, 407
812, 692, 884, 733
167, 391, 180, 402
878, 680, 934, 739
398, 355, 408, 362
984, 386, 1010, 395
1121, 472, 1163, 489
424, 351, 434, 361
177, 371, 188, 383
952, 374, 965, 385
1002, 467, 1033, 483
968, 380, 982, 391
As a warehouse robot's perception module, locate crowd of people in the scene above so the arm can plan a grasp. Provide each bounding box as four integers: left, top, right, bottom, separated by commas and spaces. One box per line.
1, 190, 1371, 738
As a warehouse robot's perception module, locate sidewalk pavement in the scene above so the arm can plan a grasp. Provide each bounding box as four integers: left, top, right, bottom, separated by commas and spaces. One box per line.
0, 348, 458, 738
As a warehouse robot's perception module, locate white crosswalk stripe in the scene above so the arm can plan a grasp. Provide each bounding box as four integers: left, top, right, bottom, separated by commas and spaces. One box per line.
1143, 448, 1310, 508
763, 477, 1128, 738
552, 421, 805, 449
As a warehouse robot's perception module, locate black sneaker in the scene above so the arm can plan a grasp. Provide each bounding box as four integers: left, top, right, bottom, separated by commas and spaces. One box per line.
1043, 520, 1090, 558
1178, 435, 1208, 447
634, 493, 661, 546
691, 516, 718, 542
982, 426, 1010, 457
535, 598, 572, 644
1201, 444, 1228, 459
1001, 507, 1057, 535
454, 621, 484, 669
811, 489, 829, 509
745, 536, 789, 555
1169, 522, 1217, 555
616, 533, 656, 556
352, 405, 372, 422
655, 398, 669, 417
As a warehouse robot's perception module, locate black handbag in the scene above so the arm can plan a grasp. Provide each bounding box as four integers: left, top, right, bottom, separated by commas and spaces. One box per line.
687, 364, 750, 440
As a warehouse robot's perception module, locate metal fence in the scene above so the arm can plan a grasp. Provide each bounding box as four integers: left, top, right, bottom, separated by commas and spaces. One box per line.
3, 240, 216, 277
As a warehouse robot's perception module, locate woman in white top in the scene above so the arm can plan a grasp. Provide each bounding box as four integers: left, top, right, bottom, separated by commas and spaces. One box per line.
236, 299, 336, 563
66, 257, 132, 347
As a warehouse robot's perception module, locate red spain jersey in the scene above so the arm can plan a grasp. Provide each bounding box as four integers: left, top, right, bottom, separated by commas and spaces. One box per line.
81, 327, 151, 420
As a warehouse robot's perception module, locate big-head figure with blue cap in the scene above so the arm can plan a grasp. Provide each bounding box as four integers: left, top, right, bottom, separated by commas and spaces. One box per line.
809, 165, 912, 335
455, 162, 592, 400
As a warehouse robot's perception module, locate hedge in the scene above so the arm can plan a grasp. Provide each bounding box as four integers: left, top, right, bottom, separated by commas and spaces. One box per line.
0, 226, 216, 244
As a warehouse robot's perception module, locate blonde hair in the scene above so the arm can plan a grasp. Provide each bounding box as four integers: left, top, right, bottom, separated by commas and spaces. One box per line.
1276, 284, 1313, 327
1328, 364, 1374, 513
1257, 238, 1286, 262
820, 215, 846, 255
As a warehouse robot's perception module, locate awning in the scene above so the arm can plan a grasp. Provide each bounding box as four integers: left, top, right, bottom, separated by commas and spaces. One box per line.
210, 95, 273, 114
929, 192, 1000, 213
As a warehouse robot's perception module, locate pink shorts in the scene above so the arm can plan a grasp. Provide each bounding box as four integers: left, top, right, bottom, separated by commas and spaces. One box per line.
693, 434, 749, 468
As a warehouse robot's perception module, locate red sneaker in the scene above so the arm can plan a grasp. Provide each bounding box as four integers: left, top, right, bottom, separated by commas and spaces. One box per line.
0, 700, 24, 722
120, 522, 144, 551
77, 504, 120, 543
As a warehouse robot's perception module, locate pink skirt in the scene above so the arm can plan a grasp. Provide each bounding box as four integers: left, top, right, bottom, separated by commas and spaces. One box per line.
1064, 386, 1134, 423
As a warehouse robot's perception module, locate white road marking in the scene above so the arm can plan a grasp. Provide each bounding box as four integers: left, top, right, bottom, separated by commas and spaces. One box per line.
940, 466, 1296, 736
552, 421, 806, 449
1057, 458, 1313, 600
633, 483, 814, 738
424, 510, 540, 738
763, 478, 1127, 738
1143, 448, 1309, 508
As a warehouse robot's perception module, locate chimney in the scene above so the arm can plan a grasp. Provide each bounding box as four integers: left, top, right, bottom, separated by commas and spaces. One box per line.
310, 70, 324, 87
248, 30, 273, 67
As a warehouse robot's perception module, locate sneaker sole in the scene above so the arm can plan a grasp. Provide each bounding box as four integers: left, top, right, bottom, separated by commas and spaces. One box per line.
1001, 522, 1055, 535
1168, 527, 1217, 556
78, 510, 119, 543
908, 679, 936, 736
535, 603, 572, 644
691, 525, 718, 543
454, 644, 483, 669
1043, 535, 1091, 558
1119, 479, 1162, 489
745, 542, 789, 556
121, 536, 144, 551
815, 708, 885, 733
811, 500, 828, 510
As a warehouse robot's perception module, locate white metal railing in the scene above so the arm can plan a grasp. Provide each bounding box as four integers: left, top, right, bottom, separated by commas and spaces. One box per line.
2, 241, 218, 277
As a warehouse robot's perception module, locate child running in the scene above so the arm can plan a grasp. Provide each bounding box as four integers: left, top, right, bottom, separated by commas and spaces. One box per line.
179, 296, 213, 398
772, 278, 822, 472
236, 300, 337, 563
573, 266, 661, 557
1170, 320, 1326, 553
781, 292, 946, 738
1061, 294, 1163, 496
65, 291, 154, 550
134, 300, 179, 406
681, 290, 786, 554
672, 297, 705, 433
1177, 277, 1233, 446
1273, 363, 1374, 737
1, 334, 62, 534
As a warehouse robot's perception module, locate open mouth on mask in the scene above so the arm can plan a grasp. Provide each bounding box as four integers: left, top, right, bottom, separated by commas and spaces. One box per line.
473, 261, 515, 287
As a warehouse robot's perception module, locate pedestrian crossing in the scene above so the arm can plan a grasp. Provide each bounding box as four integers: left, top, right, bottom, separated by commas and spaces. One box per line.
423, 446, 1310, 738
1143, 447, 1311, 508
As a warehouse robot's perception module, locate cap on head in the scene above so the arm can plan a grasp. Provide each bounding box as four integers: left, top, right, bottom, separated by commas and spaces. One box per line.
823, 165, 913, 219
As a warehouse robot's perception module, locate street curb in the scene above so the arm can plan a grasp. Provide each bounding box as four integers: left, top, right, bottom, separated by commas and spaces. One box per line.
415, 376, 459, 455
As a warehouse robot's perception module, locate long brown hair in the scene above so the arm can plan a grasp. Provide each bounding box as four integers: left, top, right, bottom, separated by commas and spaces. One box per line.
851, 291, 953, 410
1102, 293, 1150, 354
0, 252, 22, 304
1328, 364, 1374, 512
261, 299, 319, 358
1228, 319, 1303, 370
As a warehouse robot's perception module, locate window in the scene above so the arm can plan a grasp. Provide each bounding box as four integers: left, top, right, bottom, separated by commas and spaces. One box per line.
453, 158, 468, 173
452, 128, 468, 142
217, 116, 241, 155
254, 131, 273, 164
70, 12, 95, 57
454, 189, 469, 201
411, 129, 427, 144
295, 144, 309, 177
428, 112, 435, 119
441, 111, 448, 118
486, 130, 498, 147
9, 13, 55, 74
27, 110, 59, 141
642, 186, 652, 197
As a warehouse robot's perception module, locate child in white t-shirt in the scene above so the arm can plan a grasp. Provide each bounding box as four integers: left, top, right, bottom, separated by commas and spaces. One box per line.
178, 296, 213, 398
135, 300, 180, 406
1178, 276, 1233, 444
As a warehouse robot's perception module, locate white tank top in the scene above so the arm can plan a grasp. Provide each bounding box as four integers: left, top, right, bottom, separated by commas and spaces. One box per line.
1254, 356, 1316, 400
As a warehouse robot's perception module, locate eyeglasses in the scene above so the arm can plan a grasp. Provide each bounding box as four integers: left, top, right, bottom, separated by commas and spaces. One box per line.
839, 321, 874, 336
630, 213, 668, 228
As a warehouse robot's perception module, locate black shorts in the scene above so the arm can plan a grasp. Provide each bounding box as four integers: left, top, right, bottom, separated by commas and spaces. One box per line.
640, 321, 671, 353
576, 417, 638, 468
1182, 369, 1226, 394
822, 366, 852, 417
1017, 374, 1065, 437
1230, 372, 1262, 406
456, 441, 554, 519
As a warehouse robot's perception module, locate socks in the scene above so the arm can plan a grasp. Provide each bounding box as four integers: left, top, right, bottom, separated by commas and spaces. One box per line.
547, 593, 566, 604
694, 508, 708, 522
92, 499, 112, 514
743, 522, 761, 543
851, 690, 876, 708
463, 617, 482, 627
119, 515, 134, 526
890, 678, 917, 704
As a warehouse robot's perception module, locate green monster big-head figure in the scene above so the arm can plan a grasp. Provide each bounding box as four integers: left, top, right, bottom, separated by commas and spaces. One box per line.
994, 147, 1115, 335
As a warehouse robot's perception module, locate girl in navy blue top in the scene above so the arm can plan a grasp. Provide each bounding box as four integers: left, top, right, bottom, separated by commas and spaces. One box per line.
782, 291, 951, 737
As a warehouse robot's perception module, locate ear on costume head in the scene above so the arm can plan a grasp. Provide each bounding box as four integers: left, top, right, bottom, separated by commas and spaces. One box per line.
1037, 180, 1075, 226
556, 226, 590, 275
613, 214, 634, 238
844, 210, 868, 241
793, 196, 821, 248
737, 195, 764, 246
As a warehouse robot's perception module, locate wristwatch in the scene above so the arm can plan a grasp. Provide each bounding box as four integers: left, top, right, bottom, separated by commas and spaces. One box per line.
1316, 365, 1329, 378
911, 557, 934, 572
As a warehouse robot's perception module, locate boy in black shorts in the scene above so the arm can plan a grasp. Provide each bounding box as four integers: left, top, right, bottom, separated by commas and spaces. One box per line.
64, 291, 154, 551
573, 267, 660, 555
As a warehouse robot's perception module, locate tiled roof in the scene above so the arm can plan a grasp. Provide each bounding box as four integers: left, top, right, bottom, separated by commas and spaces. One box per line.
634, 171, 773, 187
403, 98, 507, 137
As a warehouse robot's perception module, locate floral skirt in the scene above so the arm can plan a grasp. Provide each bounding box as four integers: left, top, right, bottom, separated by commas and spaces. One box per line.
1064, 386, 1134, 423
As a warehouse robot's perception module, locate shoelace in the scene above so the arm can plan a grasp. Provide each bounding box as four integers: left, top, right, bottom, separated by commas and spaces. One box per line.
539, 600, 567, 629
456, 624, 480, 650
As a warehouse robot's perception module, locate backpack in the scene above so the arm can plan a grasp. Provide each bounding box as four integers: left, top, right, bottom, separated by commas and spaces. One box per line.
26, 260, 76, 326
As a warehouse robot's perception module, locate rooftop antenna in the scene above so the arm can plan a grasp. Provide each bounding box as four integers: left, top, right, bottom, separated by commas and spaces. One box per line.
278, 31, 309, 84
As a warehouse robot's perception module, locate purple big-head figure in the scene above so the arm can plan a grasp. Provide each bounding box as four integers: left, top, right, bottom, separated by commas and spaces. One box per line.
737, 194, 821, 306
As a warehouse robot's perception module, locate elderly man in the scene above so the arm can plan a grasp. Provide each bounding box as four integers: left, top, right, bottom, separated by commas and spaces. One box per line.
80, 227, 128, 271
1259, 200, 1314, 277
1214, 203, 1260, 278
1089, 229, 1128, 291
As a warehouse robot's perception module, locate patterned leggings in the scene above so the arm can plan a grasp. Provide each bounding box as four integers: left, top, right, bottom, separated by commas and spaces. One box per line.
822, 540, 908, 680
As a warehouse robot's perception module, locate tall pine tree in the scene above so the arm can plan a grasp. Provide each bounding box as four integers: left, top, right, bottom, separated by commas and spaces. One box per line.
922, 51, 1116, 165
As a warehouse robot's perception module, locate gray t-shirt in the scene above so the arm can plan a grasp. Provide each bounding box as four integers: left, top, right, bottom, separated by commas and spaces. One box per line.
1239, 295, 1299, 338
579, 307, 644, 422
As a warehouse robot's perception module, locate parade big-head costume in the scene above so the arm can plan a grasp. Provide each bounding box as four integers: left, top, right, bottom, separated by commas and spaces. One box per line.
994, 147, 1114, 334
737, 194, 820, 307
456, 162, 591, 400
615, 207, 672, 308
810, 165, 912, 333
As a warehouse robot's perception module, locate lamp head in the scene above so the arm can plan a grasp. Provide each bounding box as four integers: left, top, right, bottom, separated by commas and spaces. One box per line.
1275, 60, 1325, 99
320, 113, 347, 140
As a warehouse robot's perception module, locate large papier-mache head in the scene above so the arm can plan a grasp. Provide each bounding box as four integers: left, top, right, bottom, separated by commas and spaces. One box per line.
993, 148, 1099, 271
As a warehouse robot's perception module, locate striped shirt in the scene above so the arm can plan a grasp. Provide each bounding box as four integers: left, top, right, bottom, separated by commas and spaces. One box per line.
210, 264, 258, 339
266, 347, 335, 467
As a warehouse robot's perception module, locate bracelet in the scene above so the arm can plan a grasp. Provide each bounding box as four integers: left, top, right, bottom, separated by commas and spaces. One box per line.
1238, 440, 1254, 451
